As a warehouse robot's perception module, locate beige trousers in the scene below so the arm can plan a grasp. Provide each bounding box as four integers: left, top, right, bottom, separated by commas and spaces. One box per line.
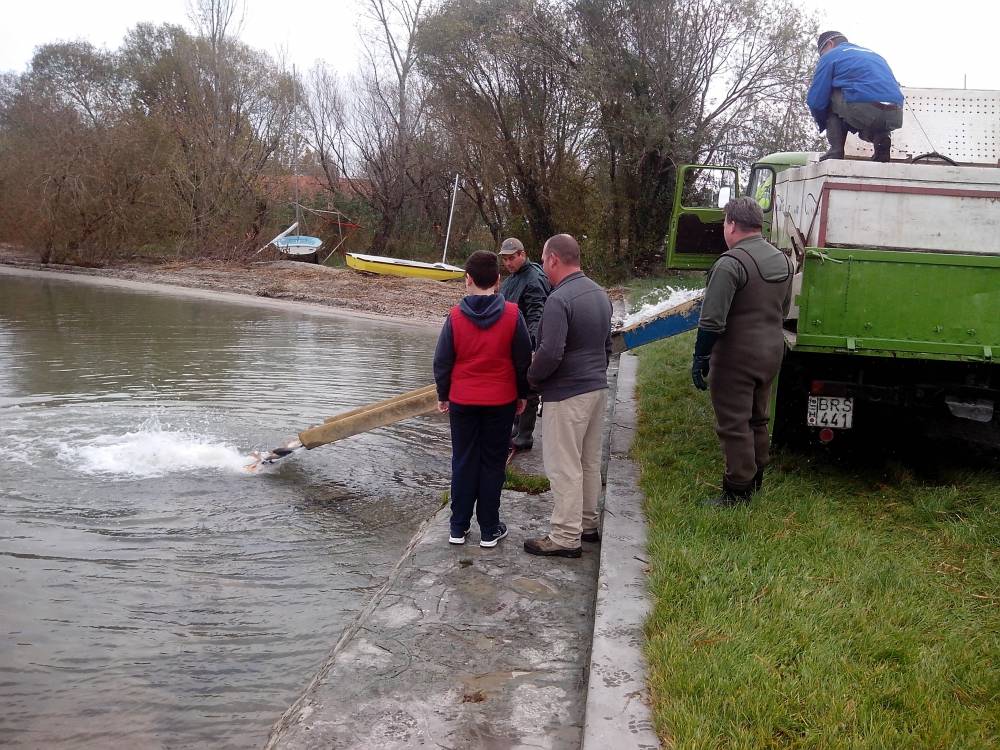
542, 389, 607, 548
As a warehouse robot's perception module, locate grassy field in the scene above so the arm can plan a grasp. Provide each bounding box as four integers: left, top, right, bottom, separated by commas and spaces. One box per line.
633, 333, 1000, 749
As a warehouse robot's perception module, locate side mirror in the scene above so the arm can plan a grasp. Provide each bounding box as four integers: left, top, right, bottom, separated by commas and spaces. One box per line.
716, 186, 731, 208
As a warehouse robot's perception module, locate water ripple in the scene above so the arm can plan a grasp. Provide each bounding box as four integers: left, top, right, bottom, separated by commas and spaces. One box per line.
0, 274, 450, 749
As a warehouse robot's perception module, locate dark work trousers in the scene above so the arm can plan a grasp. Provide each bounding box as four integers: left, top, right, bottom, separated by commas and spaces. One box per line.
830, 89, 903, 143
511, 392, 540, 446
448, 401, 517, 535
708, 244, 792, 490
709, 364, 779, 489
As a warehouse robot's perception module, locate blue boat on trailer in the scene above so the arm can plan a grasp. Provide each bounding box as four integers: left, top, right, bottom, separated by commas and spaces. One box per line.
273, 234, 323, 257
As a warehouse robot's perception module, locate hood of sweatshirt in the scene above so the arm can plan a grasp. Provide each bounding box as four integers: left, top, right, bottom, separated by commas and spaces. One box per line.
458, 293, 507, 329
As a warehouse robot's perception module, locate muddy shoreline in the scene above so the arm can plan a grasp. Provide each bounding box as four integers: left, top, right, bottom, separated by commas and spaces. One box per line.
0, 245, 464, 324
0, 246, 628, 326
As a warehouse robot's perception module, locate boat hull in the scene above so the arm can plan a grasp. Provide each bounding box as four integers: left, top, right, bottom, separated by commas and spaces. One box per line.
346, 253, 464, 281
274, 235, 323, 256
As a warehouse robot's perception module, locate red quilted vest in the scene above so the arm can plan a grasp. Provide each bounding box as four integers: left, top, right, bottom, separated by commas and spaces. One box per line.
448, 301, 519, 405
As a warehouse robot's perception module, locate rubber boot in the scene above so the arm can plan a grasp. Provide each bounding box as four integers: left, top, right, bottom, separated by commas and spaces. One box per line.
701, 479, 754, 508
511, 395, 538, 450
819, 114, 847, 161
871, 132, 892, 162
752, 467, 764, 494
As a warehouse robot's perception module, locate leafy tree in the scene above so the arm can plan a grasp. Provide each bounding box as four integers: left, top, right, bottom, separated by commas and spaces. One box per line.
121, 21, 297, 255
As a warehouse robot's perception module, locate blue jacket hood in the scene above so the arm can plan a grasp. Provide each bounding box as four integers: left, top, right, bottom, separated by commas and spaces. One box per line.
458, 293, 507, 329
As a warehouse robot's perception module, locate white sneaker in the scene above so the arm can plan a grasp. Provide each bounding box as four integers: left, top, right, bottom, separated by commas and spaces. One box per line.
479, 522, 509, 548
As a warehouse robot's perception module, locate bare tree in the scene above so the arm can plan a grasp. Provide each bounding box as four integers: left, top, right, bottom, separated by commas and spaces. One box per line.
575, 0, 817, 270
418, 0, 594, 251
302, 63, 349, 197
187, 0, 245, 52
340, 0, 432, 254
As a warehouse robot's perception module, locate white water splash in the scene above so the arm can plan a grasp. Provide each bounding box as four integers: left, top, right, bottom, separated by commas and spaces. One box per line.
59, 416, 252, 478
619, 286, 704, 328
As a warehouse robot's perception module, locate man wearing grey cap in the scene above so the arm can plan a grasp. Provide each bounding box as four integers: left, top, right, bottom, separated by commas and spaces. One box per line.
499, 236, 551, 450
807, 31, 903, 162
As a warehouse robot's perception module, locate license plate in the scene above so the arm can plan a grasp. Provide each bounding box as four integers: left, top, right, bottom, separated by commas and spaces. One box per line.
807, 395, 854, 429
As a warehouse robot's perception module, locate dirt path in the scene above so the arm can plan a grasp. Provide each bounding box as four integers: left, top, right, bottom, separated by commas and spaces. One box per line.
0, 245, 464, 322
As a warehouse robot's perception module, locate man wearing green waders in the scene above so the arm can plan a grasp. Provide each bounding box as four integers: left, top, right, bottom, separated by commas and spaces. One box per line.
691, 198, 794, 507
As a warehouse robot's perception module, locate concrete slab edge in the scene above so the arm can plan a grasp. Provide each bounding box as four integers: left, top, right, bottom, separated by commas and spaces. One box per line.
263, 507, 444, 749
583, 352, 659, 749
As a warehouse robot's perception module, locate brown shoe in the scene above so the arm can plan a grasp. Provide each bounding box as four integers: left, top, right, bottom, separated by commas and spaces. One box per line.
523, 536, 582, 558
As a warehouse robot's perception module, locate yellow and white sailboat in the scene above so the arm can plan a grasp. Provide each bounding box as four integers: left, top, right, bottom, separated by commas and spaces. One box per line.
345, 173, 466, 282
345, 253, 464, 281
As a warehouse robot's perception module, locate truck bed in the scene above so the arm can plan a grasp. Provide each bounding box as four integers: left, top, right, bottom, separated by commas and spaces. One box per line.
773, 160, 1000, 257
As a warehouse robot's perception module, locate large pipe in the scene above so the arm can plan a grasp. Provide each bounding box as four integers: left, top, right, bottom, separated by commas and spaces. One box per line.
611, 295, 703, 354
298, 385, 439, 450
298, 295, 704, 449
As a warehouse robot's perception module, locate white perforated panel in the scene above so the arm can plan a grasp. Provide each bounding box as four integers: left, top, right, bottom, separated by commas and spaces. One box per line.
845, 87, 1000, 165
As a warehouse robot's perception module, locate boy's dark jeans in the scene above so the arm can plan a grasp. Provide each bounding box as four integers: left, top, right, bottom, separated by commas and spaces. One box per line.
449, 401, 517, 535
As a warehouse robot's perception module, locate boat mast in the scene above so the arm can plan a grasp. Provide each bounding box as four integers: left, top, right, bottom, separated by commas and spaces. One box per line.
442, 172, 459, 264
293, 65, 302, 232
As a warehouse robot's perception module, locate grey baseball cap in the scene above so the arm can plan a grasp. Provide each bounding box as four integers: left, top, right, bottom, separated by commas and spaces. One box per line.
498, 237, 524, 255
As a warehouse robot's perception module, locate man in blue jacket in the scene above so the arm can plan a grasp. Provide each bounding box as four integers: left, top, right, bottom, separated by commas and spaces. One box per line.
807, 31, 903, 162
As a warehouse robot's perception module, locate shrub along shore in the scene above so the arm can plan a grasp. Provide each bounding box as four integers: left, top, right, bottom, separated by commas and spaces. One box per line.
633, 332, 999, 747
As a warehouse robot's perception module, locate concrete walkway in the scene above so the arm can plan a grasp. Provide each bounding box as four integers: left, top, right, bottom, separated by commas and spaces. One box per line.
266, 353, 658, 749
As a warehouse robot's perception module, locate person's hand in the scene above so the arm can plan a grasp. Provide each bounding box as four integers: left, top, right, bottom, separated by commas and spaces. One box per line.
515, 398, 527, 415
437, 400, 449, 413
691, 355, 710, 391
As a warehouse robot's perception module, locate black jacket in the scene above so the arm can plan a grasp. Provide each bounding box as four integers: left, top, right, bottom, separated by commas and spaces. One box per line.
499, 261, 551, 346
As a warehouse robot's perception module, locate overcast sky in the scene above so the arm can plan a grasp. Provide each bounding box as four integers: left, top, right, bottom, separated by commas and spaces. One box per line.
1, 0, 998, 89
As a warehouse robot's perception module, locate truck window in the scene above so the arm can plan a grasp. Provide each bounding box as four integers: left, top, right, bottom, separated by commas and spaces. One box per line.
747, 166, 775, 212
680, 167, 738, 209
666, 165, 739, 270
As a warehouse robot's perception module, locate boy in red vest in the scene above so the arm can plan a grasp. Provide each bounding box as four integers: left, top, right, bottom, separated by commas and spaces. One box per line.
433, 250, 532, 547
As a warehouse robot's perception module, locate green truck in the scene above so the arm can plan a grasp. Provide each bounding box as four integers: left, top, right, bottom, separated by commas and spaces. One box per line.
665, 87, 1000, 448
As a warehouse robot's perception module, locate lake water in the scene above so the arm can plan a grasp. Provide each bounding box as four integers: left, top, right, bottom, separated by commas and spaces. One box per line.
0, 271, 450, 748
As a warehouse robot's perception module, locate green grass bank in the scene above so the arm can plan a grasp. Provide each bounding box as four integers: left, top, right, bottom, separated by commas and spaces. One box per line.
633, 333, 1000, 749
